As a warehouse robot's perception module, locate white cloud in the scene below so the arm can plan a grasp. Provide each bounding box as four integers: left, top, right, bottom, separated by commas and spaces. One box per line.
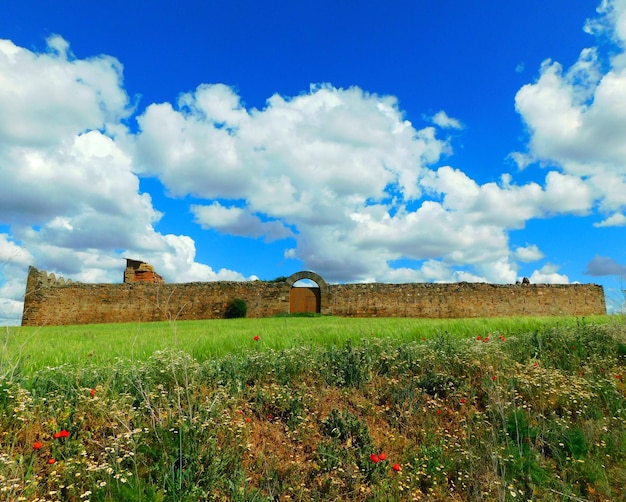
0, 37, 253, 324
144, 234, 253, 283
134, 76, 616, 284
514, 244, 544, 263
191, 202, 293, 242
529, 264, 570, 284
594, 212, 626, 226
0, 36, 129, 147
0, 234, 34, 324
430, 110, 463, 129
515, 1, 626, 220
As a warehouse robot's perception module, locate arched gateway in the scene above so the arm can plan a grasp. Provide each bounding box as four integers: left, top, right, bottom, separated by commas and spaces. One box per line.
285, 271, 328, 314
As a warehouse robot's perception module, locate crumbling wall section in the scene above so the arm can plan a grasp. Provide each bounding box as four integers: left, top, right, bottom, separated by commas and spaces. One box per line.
22, 266, 291, 326
124, 259, 165, 284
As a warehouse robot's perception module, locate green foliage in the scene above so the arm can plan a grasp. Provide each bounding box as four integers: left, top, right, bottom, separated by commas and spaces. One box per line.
0, 318, 625, 500
267, 276, 288, 283
224, 298, 247, 319
322, 339, 372, 388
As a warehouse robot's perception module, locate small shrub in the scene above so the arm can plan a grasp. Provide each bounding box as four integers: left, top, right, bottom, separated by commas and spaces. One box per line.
224, 298, 247, 319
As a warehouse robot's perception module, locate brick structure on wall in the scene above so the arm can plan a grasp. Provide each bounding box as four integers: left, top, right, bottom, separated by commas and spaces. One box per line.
21, 264, 606, 326
123, 259, 165, 284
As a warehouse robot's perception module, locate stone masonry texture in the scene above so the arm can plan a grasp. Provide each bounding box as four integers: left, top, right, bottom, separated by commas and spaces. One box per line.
21, 265, 606, 326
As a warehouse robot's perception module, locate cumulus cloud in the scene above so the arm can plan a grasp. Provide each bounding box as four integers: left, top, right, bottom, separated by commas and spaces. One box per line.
0, 37, 129, 147
430, 110, 463, 129
514, 244, 544, 263
191, 202, 293, 242
514, 0, 626, 225
594, 212, 626, 227
529, 264, 570, 284
0, 37, 249, 324
134, 79, 612, 285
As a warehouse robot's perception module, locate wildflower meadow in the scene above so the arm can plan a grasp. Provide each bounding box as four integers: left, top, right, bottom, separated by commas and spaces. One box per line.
1, 316, 625, 500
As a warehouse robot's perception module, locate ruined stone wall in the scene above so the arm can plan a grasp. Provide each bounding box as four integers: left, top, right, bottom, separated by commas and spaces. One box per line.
22, 266, 290, 326
124, 259, 165, 284
21, 266, 606, 326
325, 282, 606, 318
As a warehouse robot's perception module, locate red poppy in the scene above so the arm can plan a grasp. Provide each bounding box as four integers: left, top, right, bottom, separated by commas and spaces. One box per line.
492, 375, 497, 381
436, 409, 442, 415
245, 417, 252, 423
392, 463, 401, 472
253, 335, 260, 341
378, 453, 387, 461
90, 388, 96, 397
476, 335, 482, 341
460, 398, 467, 404
483, 337, 490, 343
370, 454, 380, 463
33, 441, 43, 450
47, 458, 56, 465
54, 430, 70, 439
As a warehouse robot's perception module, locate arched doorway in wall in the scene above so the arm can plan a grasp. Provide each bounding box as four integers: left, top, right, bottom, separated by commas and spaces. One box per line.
286, 271, 328, 315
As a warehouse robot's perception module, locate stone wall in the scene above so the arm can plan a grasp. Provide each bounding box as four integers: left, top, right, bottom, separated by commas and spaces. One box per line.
325, 282, 606, 318
21, 265, 606, 326
22, 266, 290, 326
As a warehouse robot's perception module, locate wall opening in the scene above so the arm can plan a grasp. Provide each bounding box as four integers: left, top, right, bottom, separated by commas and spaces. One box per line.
285, 271, 328, 315
290, 279, 321, 314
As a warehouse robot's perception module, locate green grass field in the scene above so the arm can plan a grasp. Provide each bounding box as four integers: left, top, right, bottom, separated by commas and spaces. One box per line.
1, 315, 625, 501
2, 315, 613, 377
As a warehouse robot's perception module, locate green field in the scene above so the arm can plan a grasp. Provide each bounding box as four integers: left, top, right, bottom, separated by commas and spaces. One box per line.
2, 315, 613, 377
1, 315, 625, 501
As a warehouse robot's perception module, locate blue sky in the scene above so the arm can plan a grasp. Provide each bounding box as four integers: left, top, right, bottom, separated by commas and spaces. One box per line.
1, 0, 626, 324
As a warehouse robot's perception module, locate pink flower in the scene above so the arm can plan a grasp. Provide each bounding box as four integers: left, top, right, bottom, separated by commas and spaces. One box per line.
392, 463, 401, 472
370, 454, 380, 463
